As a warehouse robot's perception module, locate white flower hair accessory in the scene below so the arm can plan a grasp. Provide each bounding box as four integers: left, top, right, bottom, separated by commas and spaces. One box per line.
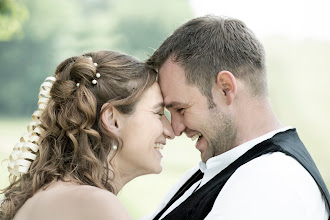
8, 76, 56, 177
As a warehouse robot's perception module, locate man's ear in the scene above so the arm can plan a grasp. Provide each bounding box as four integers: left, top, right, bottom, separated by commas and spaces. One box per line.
216, 70, 237, 105
101, 103, 121, 137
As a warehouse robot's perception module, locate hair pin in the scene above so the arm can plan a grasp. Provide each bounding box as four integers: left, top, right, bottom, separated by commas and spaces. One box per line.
8, 76, 56, 176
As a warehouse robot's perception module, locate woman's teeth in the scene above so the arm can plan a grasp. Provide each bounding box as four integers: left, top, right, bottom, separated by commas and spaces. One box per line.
154, 143, 164, 150
191, 133, 202, 141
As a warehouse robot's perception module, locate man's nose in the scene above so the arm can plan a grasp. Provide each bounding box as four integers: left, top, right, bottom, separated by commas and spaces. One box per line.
171, 113, 186, 136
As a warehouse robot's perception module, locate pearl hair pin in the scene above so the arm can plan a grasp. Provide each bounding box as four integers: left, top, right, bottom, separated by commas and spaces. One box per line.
87, 56, 97, 66
91, 58, 99, 84
92, 72, 101, 85
76, 57, 100, 86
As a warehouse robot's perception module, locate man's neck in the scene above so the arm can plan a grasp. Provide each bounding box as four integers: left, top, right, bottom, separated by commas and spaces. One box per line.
234, 97, 283, 147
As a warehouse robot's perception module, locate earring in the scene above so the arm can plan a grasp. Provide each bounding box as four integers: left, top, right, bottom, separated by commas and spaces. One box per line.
112, 145, 117, 150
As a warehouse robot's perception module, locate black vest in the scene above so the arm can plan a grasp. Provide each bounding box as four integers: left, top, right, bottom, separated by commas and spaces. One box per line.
153, 129, 330, 220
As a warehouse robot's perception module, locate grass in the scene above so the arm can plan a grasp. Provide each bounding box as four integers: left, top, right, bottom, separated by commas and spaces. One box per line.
1, 117, 329, 219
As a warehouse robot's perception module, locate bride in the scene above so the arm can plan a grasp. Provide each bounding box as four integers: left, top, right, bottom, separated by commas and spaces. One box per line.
0, 50, 174, 220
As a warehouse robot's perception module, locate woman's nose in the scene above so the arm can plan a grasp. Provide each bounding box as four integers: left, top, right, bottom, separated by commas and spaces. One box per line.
161, 115, 175, 139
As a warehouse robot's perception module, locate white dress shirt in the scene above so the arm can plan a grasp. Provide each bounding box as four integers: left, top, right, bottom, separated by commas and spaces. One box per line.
142, 127, 329, 220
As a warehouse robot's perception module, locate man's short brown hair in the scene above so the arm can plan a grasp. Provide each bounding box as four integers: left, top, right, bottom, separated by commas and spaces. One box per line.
147, 16, 268, 107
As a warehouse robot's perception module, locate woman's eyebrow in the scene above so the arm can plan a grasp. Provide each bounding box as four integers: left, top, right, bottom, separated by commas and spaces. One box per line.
153, 102, 164, 109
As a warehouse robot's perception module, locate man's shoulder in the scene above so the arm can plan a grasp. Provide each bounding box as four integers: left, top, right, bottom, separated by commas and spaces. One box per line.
211, 152, 328, 219
228, 152, 319, 193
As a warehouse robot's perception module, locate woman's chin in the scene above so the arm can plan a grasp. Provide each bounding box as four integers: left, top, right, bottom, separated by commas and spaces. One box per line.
143, 164, 163, 175
154, 165, 163, 174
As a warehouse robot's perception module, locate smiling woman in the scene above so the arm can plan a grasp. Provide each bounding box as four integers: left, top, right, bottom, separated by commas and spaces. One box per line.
0, 50, 174, 220
106, 83, 173, 178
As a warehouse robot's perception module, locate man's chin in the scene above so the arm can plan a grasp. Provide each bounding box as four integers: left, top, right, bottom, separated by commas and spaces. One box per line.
200, 150, 213, 163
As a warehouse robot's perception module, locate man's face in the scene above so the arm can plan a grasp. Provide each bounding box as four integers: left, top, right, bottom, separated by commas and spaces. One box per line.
158, 58, 236, 163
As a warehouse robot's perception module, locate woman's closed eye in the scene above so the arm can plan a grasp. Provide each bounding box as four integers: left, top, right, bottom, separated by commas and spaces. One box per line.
157, 111, 164, 116
156, 108, 165, 117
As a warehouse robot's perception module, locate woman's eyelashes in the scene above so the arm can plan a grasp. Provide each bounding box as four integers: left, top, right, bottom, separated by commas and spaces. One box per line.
155, 108, 165, 117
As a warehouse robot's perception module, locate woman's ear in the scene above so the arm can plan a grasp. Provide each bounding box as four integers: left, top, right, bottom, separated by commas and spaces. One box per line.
101, 103, 121, 136
216, 70, 237, 105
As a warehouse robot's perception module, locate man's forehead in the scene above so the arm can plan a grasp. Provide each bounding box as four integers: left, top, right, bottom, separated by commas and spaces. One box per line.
158, 61, 186, 83
158, 73, 181, 96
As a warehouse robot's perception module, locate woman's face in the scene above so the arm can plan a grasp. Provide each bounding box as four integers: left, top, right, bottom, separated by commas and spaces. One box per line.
114, 82, 174, 177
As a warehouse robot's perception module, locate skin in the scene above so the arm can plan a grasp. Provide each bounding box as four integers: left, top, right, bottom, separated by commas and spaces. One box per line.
14, 181, 132, 220
104, 82, 175, 191
158, 56, 283, 163
13, 82, 174, 220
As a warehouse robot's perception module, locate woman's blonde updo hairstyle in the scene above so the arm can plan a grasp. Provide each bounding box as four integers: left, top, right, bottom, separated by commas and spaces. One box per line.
0, 50, 157, 219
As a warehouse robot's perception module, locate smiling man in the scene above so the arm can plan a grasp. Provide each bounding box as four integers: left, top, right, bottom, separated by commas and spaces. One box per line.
144, 16, 330, 220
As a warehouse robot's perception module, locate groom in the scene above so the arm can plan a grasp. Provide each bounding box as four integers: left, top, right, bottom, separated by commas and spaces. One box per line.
145, 16, 330, 219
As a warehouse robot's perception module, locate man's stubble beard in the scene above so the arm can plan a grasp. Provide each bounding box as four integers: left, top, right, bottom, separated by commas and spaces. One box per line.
203, 109, 237, 162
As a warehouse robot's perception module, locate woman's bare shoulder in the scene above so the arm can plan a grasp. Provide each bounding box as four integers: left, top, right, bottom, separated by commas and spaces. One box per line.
14, 181, 132, 220
67, 184, 132, 220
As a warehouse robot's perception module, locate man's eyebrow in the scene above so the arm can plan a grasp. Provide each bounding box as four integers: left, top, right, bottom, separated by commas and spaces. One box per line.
153, 102, 164, 109
165, 101, 185, 109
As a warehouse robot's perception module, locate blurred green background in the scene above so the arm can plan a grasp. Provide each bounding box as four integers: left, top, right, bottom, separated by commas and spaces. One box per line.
0, 0, 329, 219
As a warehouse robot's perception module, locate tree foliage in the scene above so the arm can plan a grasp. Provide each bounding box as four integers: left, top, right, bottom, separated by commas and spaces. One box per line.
0, 0, 28, 40
0, 0, 193, 116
